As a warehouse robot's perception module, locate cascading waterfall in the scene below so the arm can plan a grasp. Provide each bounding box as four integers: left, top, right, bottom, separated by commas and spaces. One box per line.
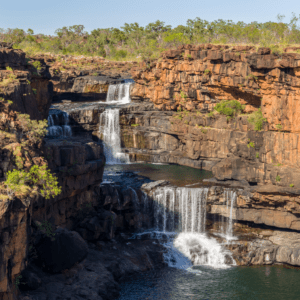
99, 82, 133, 164
137, 187, 236, 270
152, 187, 208, 233
47, 112, 72, 137
99, 109, 129, 164
106, 82, 132, 104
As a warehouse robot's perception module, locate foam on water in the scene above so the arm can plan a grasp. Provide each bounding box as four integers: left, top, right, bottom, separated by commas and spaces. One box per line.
130, 187, 236, 270
174, 232, 235, 269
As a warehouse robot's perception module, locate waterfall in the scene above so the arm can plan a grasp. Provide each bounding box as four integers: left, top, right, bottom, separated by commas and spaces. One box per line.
99, 109, 129, 164
226, 190, 236, 240
106, 82, 132, 104
219, 190, 237, 242
99, 82, 133, 163
147, 186, 236, 269
47, 112, 72, 137
152, 187, 208, 233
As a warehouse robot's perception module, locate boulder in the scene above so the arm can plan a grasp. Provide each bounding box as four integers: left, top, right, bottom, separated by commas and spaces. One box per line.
36, 227, 88, 273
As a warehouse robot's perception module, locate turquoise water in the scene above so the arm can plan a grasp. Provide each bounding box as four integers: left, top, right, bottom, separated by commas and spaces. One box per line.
118, 265, 300, 300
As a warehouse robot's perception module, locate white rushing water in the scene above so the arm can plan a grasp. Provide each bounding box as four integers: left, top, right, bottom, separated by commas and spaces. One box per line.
99, 109, 129, 164
145, 187, 236, 269
99, 82, 133, 164
106, 82, 132, 104
219, 190, 237, 242
47, 112, 72, 137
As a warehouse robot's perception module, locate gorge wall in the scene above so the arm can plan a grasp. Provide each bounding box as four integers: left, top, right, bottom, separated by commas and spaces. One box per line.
2, 43, 300, 299
0, 46, 164, 300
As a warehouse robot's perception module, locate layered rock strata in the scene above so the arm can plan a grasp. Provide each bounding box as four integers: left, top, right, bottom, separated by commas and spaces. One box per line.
131, 44, 300, 133
29, 53, 136, 102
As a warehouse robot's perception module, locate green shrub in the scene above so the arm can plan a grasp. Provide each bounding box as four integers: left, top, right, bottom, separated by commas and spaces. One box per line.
31, 60, 42, 70
32, 88, 37, 95
180, 90, 187, 100
247, 141, 255, 148
247, 108, 267, 131
207, 111, 215, 118
204, 69, 210, 74
214, 100, 245, 119
276, 124, 282, 130
290, 184, 294, 187
17, 114, 48, 144
276, 175, 281, 182
256, 152, 259, 158
246, 74, 258, 81
115, 49, 127, 59
4, 165, 61, 199
174, 114, 183, 120
131, 123, 139, 127
201, 128, 208, 134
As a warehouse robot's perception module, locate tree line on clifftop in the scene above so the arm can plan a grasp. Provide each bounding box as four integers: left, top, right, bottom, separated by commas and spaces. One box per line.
1, 14, 300, 60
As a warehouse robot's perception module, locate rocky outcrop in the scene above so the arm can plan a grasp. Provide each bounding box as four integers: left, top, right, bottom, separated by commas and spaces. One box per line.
0, 47, 53, 120
0, 136, 106, 299
35, 227, 88, 273
19, 239, 165, 300
229, 229, 300, 267
29, 53, 136, 102
131, 44, 300, 133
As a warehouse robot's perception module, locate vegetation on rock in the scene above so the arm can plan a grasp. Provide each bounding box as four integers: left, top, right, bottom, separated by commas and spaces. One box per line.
247, 108, 267, 131
0, 98, 61, 200
4, 165, 61, 200
214, 100, 245, 119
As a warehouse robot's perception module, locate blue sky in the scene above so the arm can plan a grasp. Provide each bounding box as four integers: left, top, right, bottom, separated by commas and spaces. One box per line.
1, 0, 299, 35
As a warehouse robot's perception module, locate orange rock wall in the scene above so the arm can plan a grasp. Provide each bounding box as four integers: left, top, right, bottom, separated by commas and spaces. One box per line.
131, 44, 300, 133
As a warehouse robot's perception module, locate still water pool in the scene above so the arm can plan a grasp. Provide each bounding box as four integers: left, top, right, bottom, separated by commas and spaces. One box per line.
117, 265, 300, 300
104, 163, 214, 187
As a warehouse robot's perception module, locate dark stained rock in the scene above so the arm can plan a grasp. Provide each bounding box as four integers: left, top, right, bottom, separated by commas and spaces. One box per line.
36, 227, 88, 273
20, 270, 42, 290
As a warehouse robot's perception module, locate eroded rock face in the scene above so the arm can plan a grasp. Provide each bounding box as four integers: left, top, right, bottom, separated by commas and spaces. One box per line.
131, 44, 300, 133
0, 48, 53, 120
